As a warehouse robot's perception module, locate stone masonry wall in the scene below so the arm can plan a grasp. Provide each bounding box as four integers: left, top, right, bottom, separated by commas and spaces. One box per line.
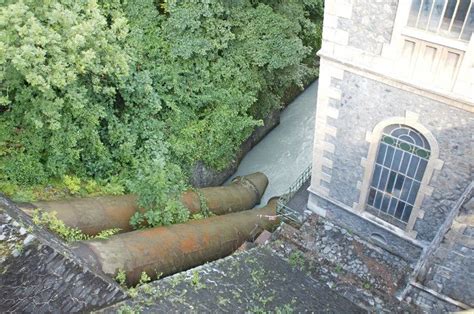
311, 0, 473, 309
308, 194, 423, 264
417, 194, 474, 307
0, 196, 127, 312
406, 286, 462, 312
322, 70, 472, 242
337, 0, 398, 55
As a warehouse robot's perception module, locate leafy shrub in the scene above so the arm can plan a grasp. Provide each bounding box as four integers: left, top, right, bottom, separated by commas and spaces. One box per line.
128, 159, 189, 229
1, 0, 130, 182
63, 176, 81, 195
1, 0, 323, 229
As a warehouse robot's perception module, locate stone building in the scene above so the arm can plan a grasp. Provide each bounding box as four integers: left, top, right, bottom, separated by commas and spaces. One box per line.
308, 0, 473, 310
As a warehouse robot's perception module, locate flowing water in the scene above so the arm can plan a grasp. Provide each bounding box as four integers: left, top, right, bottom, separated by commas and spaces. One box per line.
226, 80, 318, 205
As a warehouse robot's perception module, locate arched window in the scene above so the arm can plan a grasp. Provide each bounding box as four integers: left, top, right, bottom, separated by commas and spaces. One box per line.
367, 124, 431, 228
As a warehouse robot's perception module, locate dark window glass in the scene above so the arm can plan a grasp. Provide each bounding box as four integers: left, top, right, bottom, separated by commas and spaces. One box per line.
409, 0, 473, 41
386, 171, 397, 193
402, 205, 413, 222
460, 4, 474, 41
408, 181, 421, 204
410, 130, 425, 147
388, 198, 398, 215
381, 194, 391, 212
377, 144, 387, 164
375, 191, 383, 209
400, 178, 413, 201
395, 201, 406, 219
392, 149, 403, 172
407, 156, 420, 178
384, 146, 395, 167
368, 188, 376, 205
415, 158, 428, 181
408, 0, 423, 26
378, 167, 390, 190
417, 0, 435, 29
371, 165, 382, 187
400, 152, 411, 175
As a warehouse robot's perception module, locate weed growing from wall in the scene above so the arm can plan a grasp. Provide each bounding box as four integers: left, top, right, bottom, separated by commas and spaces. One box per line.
32, 209, 120, 242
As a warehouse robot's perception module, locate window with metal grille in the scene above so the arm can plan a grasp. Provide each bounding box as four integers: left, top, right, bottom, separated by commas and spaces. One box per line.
407, 0, 474, 41
367, 125, 431, 228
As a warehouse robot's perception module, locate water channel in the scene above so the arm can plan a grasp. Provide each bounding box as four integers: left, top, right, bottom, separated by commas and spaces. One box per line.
226, 80, 318, 205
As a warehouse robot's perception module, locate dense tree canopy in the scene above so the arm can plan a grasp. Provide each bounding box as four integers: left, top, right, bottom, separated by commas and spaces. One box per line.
0, 0, 323, 227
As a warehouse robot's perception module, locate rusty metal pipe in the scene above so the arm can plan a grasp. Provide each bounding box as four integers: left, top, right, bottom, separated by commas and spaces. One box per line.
72, 198, 279, 285
19, 172, 268, 235
180, 172, 268, 215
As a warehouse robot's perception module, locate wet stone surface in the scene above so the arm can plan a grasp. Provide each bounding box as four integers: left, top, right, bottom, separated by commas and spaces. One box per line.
101, 246, 365, 313
272, 215, 417, 313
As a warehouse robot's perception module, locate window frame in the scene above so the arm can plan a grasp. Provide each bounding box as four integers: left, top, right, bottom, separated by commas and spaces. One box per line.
355, 115, 443, 238
406, 0, 474, 43
367, 125, 431, 229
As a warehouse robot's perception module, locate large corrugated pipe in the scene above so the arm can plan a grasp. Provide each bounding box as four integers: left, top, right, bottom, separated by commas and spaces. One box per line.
19, 172, 268, 235
72, 198, 280, 285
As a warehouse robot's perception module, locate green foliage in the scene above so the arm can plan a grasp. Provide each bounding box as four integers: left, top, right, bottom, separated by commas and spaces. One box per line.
115, 268, 153, 301
138, 271, 151, 285
0, 176, 125, 202
191, 270, 206, 290
32, 209, 120, 242
115, 269, 127, 287
95, 227, 122, 239
288, 250, 305, 270
195, 188, 213, 218
275, 303, 295, 314
63, 175, 81, 195
128, 159, 190, 229
1, 0, 323, 229
162, 0, 322, 168
117, 304, 142, 314
1, 0, 130, 182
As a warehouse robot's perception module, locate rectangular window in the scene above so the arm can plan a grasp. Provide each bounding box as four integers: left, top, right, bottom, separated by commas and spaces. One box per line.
408, 0, 474, 41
